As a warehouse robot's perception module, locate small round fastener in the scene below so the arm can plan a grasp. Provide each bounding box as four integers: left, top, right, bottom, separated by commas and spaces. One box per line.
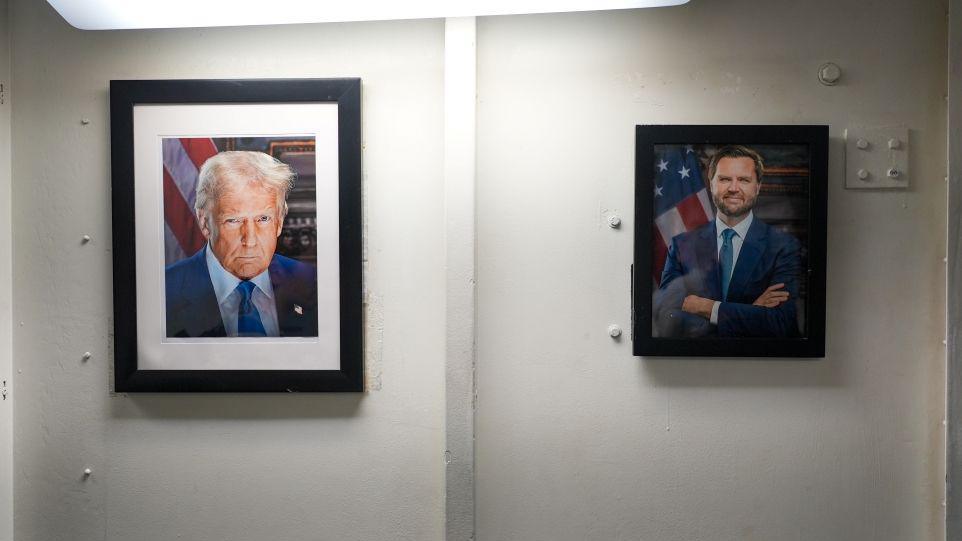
887, 168, 901, 179
608, 216, 621, 228
818, 62, 842, 86
82, 352, 92, 361
83, 468, 92, 477
857, 169, 869, 180
80, 118, 90, 126
856, 139, 869, 150
81, 235, 91, 244
888, 138, 901, 150
608, 325, 622, 338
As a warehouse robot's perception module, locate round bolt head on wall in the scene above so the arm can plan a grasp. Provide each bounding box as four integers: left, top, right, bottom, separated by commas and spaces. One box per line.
818, 62, 842, 85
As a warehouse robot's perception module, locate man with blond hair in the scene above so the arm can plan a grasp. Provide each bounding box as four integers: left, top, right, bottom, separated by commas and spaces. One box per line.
165, 151, 318, 338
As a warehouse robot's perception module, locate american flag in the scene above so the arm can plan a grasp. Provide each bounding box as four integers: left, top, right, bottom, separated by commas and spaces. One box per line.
162, 138, 219, 266
652, 145, 714, 284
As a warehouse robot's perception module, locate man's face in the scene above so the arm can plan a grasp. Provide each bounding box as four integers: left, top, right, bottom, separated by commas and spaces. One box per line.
200, 181, 282, 280
710, 156, 761, 219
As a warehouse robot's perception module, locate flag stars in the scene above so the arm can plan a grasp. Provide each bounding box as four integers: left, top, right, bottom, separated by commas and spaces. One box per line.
654, 184, 664, 197
678, 166, 691, 179
656, 159, 669, 172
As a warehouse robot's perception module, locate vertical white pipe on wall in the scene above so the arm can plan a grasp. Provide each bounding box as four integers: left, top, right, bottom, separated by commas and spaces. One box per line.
0, 0, 11, 538
443, 15, 477, 541
948, 1, 961, 539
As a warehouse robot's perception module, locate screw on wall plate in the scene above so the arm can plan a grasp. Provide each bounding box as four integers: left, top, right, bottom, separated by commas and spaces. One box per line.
856, 139, 869, 150
80, 118, 90, 126
888, 138, 901, 149
857, 169, 869, 181
818, 62, 842, 86
608, 216, 621, 228
83, 468, 92, 478
82, 352, 91, 362
81, 235, 91, 244
608, 324, 622, 338
887, 168, 901, 179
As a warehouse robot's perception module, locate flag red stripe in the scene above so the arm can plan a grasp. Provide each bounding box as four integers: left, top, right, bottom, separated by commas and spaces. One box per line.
163, 167, 206, 256
676, 194, 710, 230
179, 137, 218, 170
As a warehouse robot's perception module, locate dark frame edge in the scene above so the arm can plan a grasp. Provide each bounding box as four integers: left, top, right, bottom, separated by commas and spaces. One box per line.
110, 78, 365, 392
632, 125, 829, 359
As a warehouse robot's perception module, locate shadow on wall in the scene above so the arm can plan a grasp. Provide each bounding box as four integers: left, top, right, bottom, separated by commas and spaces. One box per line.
108, 393, 364, 420
640, 354, 848, 389
641, 134, 857, 389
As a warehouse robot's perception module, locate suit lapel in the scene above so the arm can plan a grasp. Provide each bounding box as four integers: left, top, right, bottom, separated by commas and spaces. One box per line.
269, 256, 309, 335
693, 222, 722, 300
178, 251, 226, 337
727, 219, 767, 301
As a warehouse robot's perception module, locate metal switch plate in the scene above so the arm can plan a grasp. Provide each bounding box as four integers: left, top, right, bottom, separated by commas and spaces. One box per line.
844, 125, 909, 189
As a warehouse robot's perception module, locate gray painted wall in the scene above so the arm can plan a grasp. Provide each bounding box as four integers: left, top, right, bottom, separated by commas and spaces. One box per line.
475, 2, 948, 540
947, 0, 961, 538
10, 2, 445, 541
0, 0, 11, 538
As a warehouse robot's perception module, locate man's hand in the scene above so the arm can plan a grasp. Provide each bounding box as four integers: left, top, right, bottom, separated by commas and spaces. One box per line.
682, 295, 715, 319
753, 283, 789, 308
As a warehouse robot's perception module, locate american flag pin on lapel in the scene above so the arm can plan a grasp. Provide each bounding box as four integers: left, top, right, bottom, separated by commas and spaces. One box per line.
294, 304, 303, 315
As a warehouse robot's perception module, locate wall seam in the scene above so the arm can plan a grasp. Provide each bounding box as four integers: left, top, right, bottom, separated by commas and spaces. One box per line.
947, 0, 960, 539
443, 16, 477, 541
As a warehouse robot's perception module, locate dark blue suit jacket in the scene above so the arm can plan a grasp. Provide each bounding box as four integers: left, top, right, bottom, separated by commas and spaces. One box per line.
654, 218, 801, 338
165, 248, 319, 338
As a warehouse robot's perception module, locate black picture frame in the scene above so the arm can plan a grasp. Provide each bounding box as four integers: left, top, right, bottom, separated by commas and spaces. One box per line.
110, 78, 363, 391
633, 125, 827, 357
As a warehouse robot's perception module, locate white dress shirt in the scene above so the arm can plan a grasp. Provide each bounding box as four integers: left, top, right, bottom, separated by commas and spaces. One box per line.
710, 211, 754, 324
205, 245, 280, 336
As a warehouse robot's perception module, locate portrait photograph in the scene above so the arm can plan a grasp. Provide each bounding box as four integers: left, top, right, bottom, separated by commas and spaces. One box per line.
162, 136, 321, 340
111, 79, 363, 392
633, 125, 827, 357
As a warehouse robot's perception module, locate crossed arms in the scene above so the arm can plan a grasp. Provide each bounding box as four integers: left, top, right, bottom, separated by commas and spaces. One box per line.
653, 232, 802, 338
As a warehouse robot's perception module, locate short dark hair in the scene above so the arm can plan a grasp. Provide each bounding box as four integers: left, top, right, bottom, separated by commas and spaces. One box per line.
707, 145, 764, 183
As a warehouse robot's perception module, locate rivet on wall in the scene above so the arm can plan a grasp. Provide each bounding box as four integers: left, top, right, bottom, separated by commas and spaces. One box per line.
81, 235, 91, 244
817, 62, 842, 86
608, 215, 621, 229
608, 324, 622, 338
83, 468, 92, 478
80, 118, 90, 126
82, 352, 91, 362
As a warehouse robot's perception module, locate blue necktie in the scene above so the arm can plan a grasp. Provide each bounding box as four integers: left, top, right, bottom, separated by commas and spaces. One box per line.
720, 228, 736, 301
236, 281, 266, 337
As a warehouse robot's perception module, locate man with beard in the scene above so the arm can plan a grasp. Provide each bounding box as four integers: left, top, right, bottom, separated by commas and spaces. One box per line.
653, 145, 802, 338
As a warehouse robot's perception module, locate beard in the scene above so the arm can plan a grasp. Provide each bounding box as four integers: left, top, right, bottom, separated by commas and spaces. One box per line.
712, 192, 756, 218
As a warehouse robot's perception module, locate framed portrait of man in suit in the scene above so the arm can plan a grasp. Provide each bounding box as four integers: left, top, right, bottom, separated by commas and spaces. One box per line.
633, 125, 828, 357
110, 79, 363, 391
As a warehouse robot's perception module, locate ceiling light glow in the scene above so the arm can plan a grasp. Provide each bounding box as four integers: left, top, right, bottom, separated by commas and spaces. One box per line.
47, 0, 688, 30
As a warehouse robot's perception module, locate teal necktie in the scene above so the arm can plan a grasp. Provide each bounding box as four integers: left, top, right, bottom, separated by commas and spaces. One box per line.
236, 281, 267, 337
720, 228, 736, 301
